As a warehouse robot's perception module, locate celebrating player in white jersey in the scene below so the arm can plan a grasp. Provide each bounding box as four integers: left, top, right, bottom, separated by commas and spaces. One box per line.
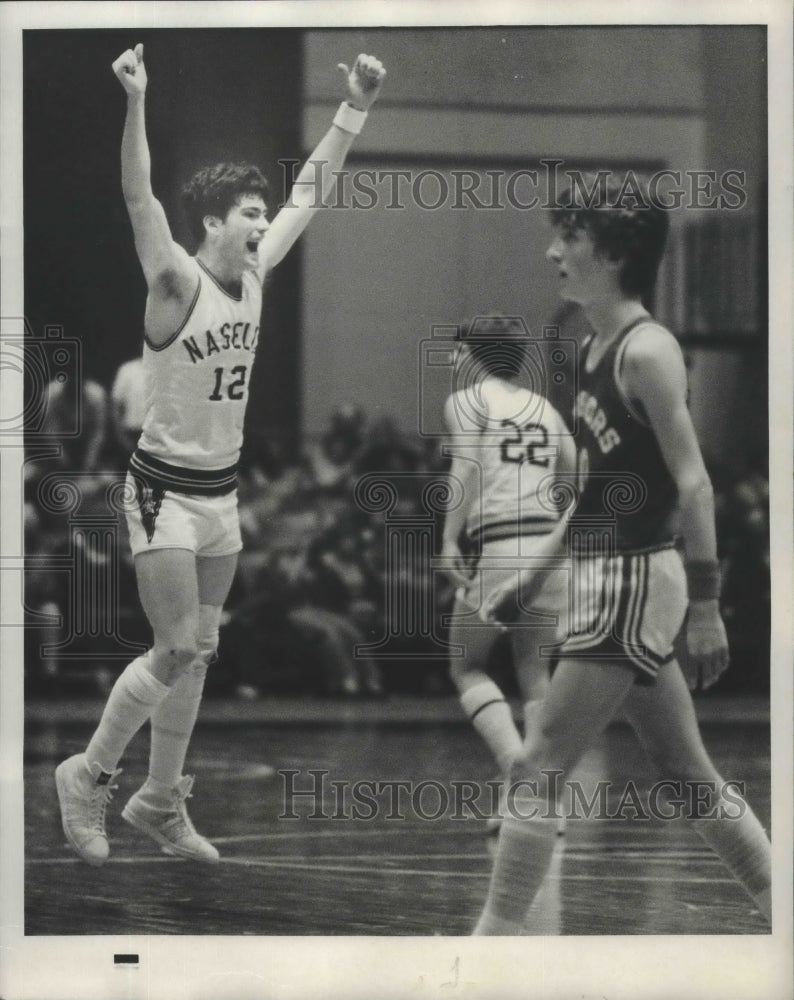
442, 317, 575, 821
55, 42, 386, 866
473, 172, 771, 933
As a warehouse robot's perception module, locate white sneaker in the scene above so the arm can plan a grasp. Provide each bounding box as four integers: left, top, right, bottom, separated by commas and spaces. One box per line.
121, 775, 220, 863
55, 753, 121, 866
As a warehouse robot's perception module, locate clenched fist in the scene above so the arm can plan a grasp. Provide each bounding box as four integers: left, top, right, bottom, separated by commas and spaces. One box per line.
337, 53, 386, 111
112, 43, 147, 96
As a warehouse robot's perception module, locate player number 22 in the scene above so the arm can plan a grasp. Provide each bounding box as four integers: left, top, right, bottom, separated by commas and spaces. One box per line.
208, 365, 248, 401
499, 419, 550, 466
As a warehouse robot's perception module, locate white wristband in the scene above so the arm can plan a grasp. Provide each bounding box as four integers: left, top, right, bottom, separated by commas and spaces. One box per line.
333, 101, 368, 134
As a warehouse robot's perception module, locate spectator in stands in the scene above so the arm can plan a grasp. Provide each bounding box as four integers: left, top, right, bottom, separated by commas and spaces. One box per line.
222, 528, 383, 698
307, 518, 385, 696
304, 403, 366, 492
110, 355, 146, 464
42, 374, 109, 472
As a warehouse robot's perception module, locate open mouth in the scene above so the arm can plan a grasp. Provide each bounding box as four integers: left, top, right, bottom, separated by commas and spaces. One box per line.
246, 241, 259, 253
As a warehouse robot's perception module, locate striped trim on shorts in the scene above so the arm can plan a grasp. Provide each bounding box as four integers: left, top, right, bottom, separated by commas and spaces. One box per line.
129, 448, 238, 496
559, 543, 688, 684
467, 516, 560, 548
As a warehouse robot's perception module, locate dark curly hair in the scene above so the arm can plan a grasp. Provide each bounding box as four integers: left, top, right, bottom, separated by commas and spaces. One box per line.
549, 171, 669, 299
181, 162, 270, 245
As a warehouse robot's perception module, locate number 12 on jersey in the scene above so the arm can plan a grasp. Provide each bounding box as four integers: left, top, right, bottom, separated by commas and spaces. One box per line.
208, 365, 248, 401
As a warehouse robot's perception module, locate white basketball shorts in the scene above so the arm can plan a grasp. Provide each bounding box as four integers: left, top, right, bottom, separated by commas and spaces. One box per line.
124, 472, 242, 558
559, 543, 688, 684
457, 534, 570, 636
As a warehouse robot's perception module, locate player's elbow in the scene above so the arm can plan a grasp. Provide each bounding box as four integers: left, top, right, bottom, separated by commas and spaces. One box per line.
123, 191, 155, 219
676, 472, 714, 511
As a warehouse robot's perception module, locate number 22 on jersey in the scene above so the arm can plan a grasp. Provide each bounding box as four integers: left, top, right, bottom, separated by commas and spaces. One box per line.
499, 419, 550, 467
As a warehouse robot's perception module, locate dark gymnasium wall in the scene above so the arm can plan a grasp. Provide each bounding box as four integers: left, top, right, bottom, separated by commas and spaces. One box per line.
23, 28, 303, 455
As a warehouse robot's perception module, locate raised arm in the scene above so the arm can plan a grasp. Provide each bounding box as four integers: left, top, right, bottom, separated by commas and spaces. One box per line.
621, 325, 729, 690
260, 54, 386, 274
112, 45, 195, 308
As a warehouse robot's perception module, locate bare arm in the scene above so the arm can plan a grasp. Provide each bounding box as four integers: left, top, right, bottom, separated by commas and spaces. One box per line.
112, 46, 195, 317
622, 328, 716, 558
622, 325, 729, 689
441, 394, 482, 587
552, 411, 577, 513
260, 54, 386, 275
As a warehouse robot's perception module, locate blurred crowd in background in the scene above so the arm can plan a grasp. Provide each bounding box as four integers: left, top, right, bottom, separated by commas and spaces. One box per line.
24, 358, 770, 700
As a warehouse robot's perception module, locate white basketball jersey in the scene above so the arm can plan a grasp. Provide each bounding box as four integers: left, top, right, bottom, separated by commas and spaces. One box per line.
138, 259, 263, 470
450, 379, 567, 544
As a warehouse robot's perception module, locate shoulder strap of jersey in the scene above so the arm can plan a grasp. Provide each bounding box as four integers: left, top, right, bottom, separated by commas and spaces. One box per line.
143, 271, 202, 353
613, 318, 667, 426
581, 333, 595, 366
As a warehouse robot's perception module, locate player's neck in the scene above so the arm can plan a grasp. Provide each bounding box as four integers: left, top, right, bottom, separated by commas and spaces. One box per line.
583, 296, 649, 348
195, 248, 243, 292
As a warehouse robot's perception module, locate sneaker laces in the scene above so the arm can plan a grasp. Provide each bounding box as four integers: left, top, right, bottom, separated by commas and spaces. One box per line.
167, 776, 201, 840
87, 771, 121, 836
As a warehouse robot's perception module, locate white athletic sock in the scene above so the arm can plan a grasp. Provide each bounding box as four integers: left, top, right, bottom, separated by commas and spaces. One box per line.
523, 838, 563, 935
85, 656, 171, 772
459, 680, 522, 775
147, 661, 208, 789
135, 774, 181, 810
473, 791, 558, 934
690, 799, 772, 922
473, 909, 525, 935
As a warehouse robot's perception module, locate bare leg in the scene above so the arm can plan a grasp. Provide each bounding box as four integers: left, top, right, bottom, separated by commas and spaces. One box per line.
146, 552, 238, 787
120, 551, 238, 863
511, 628, 555, 702
511, 620, 559, 738
83, 548, 203, 771
511, 554, 568, 744
449, 598, 522, 775
134, 548, 203, 683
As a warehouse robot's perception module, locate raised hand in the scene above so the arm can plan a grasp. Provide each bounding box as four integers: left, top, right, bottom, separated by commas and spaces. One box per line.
336, 53, 386, 111
112, 43, 147, 96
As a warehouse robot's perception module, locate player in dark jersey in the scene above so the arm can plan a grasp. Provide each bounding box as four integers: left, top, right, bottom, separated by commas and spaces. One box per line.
473, 173, 771, 933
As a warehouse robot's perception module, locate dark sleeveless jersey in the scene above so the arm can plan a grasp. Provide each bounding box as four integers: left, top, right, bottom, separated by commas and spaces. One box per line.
571, 318, 679, 551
